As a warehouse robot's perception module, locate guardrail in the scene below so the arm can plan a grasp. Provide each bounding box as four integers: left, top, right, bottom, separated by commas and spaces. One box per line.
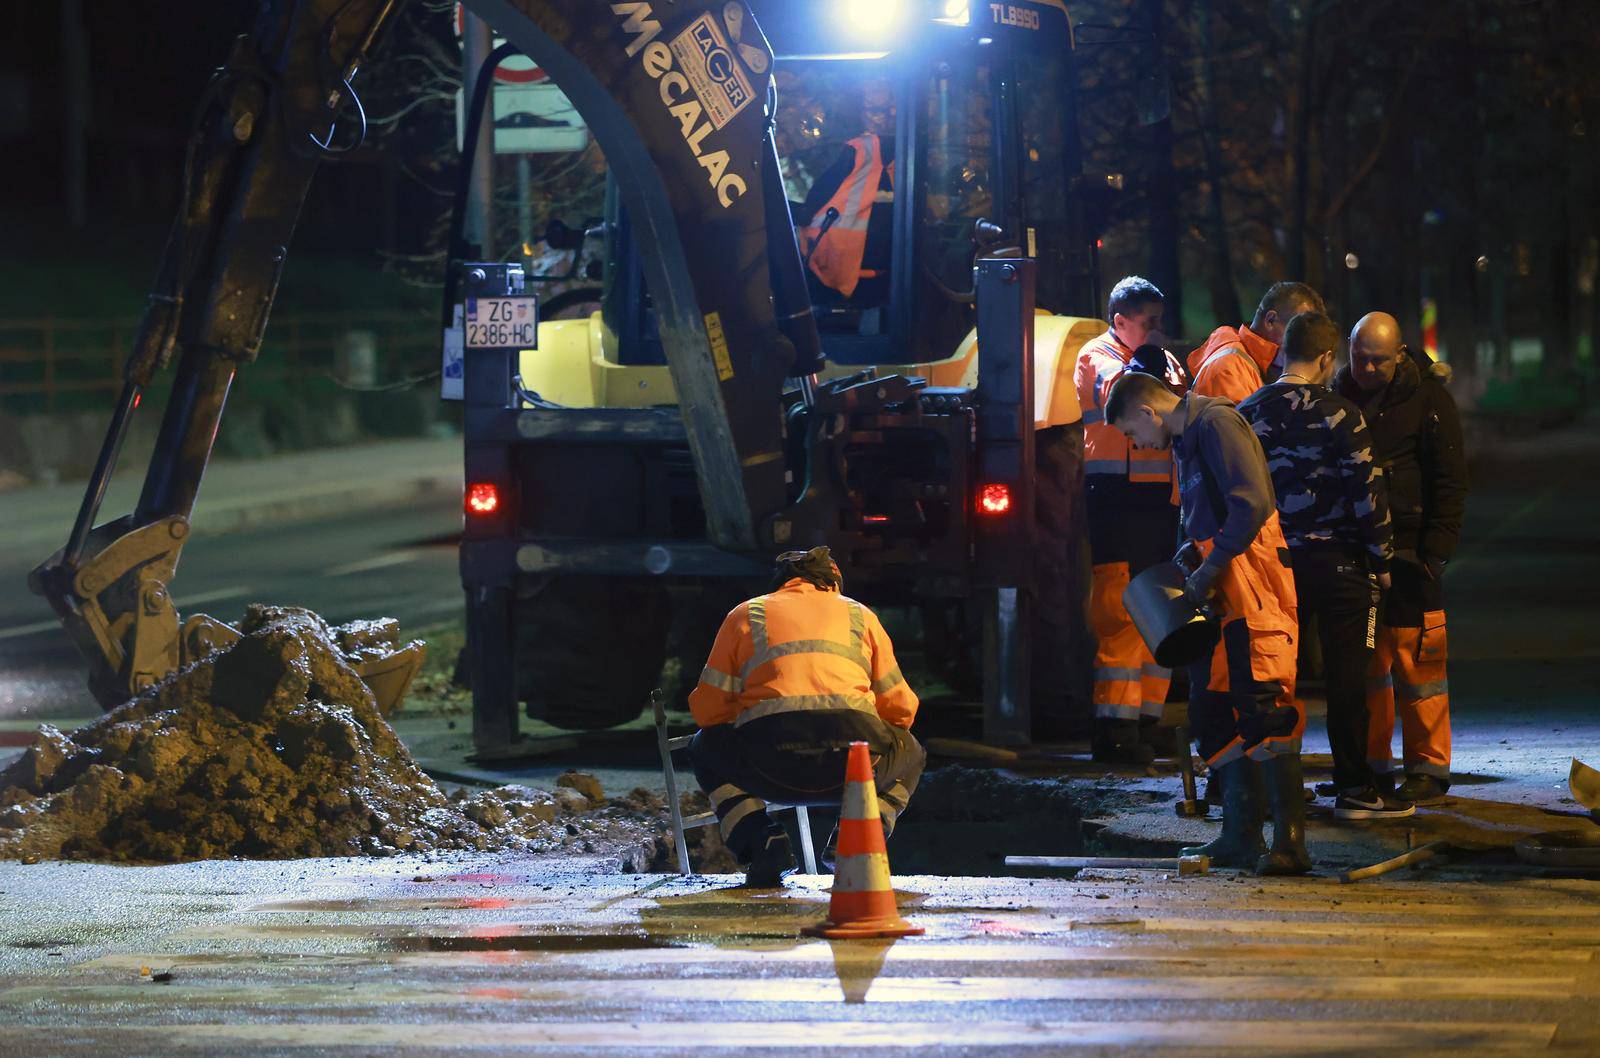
0, 310, 438, 412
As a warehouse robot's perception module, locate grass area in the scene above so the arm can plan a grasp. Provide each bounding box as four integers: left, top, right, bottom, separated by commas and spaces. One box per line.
1476, 363, 1593, 422
404, 618, 470, 718
0, 217, 438, 320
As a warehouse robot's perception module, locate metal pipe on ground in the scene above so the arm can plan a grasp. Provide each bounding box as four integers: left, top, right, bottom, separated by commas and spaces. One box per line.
1006, 854, 1210, 876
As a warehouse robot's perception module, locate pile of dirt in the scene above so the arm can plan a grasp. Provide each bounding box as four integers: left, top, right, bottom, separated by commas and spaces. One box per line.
0, 605, 735, 871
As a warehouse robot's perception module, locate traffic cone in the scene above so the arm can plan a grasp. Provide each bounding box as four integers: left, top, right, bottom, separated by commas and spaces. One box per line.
802, 741, 924, 940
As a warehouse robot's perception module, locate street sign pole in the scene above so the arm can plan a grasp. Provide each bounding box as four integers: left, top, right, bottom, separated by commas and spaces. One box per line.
461, 10, 495, 258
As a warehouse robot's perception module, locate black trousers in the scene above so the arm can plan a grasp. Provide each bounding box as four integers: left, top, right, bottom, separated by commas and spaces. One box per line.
688, 710, 926, 863
1292, 544, 1380, 791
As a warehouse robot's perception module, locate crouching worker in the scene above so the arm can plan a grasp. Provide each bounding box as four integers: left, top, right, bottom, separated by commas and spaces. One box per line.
687, 547, 925, 886
1106, 372, 1310, 875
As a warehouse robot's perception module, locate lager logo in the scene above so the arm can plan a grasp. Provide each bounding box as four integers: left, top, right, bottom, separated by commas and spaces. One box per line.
671, 13, 754, 129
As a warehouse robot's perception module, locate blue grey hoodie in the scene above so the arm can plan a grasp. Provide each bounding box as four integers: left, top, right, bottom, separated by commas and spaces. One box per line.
1175, 394, 1277, 563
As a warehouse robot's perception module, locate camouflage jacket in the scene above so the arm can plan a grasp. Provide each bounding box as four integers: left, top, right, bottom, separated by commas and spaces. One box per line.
1237, 381, 1394, 572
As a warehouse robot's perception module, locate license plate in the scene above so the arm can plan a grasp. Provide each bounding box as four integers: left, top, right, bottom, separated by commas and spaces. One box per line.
464, 296, 539, 349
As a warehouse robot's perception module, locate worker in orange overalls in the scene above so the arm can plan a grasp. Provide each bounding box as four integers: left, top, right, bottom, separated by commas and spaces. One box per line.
687, 547, 923, 886
797, 81, 895, 306
1188, 282, 1325, 403
1107, 370, 1310, 876
1338, 312, 1467, 806
1074, 277, 1188, 761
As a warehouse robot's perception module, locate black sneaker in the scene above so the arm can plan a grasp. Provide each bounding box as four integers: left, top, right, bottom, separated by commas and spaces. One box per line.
1319, 774, 1396, 798
744, 832, 796, 887
1333, 786, 1417, 820
1395, 773, 1449, 806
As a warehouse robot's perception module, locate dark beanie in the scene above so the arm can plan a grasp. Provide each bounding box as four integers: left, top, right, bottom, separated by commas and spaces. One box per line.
774, 546, 842, 592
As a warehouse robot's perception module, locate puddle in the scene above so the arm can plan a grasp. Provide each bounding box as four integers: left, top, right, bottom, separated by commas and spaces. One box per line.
385, 933, 681, 953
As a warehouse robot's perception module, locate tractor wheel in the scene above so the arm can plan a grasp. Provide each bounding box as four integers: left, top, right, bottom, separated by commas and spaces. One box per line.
659, 581, 758, 713
515, 577, 671, 729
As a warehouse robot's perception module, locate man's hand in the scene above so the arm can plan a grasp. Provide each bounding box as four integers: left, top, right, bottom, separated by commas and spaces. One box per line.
1184, 560, 1222, 607
1423, 558, 1445, 581
1173, 540, 1203, 574
1376, 570, 1392, 591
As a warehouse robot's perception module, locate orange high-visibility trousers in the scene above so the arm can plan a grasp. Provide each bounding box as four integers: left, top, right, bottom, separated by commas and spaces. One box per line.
1090, 561, 1171, 722
1366, 610, 1451, 781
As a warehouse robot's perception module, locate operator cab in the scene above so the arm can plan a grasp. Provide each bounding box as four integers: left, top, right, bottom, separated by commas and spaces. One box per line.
595, 0, 1095, 370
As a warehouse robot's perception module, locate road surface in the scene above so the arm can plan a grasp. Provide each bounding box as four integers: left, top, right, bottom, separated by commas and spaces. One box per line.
0, 856, 1595, 1055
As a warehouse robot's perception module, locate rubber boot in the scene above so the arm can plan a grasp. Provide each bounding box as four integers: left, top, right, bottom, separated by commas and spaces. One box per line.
1255, 754, 1313, 876
1092, 719, 1155, 765
1138, 716, 1178, 757
1182, 757, 1265, 868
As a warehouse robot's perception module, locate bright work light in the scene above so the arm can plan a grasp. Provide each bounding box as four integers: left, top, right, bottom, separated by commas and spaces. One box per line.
840, 0, 907, 37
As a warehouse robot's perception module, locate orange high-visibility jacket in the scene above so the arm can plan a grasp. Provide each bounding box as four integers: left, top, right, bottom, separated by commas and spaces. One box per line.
689, 579, 919, 730
1187, 324, 1278, 404
801, 134, 894, 299
1075, 328, 1183, 485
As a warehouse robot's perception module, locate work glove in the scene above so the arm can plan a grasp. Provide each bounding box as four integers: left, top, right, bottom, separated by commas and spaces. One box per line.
1173, 540, 1203, 574
1183, 559, 1223, 608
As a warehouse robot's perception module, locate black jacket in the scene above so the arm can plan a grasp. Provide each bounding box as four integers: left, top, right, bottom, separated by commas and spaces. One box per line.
1336, 351, 1466, 566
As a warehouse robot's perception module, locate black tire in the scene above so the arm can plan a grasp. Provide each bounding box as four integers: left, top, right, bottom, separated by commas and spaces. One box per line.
515, 576, 670, 729
916, 599, 983, 700
659, 581, 759, 714
1032, 422, 1096, 726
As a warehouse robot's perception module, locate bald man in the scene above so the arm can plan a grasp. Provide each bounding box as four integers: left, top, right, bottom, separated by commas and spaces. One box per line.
1188, 283, 1326, 404
1336, 313, 1466, 805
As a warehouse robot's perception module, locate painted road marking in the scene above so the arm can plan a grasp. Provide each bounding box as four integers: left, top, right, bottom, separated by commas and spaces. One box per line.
0, 618, 64, 641
176, 585, 253, 608
324, 552, 421, 577
0, 1019, 1555, 1050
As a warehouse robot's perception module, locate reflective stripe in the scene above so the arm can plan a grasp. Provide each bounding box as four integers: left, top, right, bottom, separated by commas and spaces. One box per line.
748, 596, 769, 657
1407, 761, 1451, 779
743, 595, 870, 681
1200, 343, 1261, 384
1094, 702, 1142, 721
1085, 459, 1127, 476
1205, 735, 1246, 769
699, 666, 742, 693
871, 668, 906, 695
744, 638, 869, 680
878, 799, 900, 832
829, 136, 880, 232
735, 693, 877, 726
1141, 663, 1170, 678
1368, 757, 1395, 775
718, 796, 766, 839
880, 780, 910, 812
1367, 674, 1394, 692
1398, 678, 1448, 700
1082, 407, 1105, 425
710, 784, 746, 809
1094, 666, 1142, 683
1140, 700, 1165, 719
1247, 734, 1301, 761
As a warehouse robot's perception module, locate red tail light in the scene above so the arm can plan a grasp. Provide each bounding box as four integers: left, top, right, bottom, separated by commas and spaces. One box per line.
977, 482, 1013, 516
465, 482, 500, 516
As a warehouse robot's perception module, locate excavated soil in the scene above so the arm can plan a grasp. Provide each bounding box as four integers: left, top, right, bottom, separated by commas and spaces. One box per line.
0, 606, 735, 871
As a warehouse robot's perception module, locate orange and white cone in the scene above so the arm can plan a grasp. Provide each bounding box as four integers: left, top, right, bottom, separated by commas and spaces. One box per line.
802, 740, 924, 940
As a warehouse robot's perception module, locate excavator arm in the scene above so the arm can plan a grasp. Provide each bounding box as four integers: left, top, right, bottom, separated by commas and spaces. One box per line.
30, 0, 820, 708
